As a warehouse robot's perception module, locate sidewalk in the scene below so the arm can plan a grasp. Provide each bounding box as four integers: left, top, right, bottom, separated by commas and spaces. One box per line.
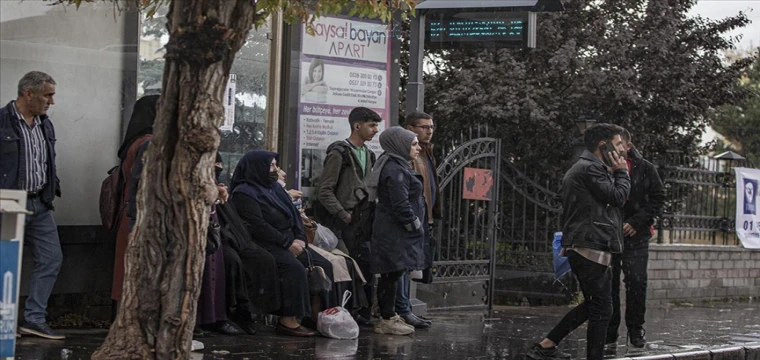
14, 301, 760, 359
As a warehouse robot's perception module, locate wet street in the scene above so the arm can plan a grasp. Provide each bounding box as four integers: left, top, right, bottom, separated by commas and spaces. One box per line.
15, 302, 760, 359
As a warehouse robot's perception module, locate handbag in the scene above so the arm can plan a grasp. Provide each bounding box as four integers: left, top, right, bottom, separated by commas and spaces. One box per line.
305, 248, 332, 295
206, 207, 221, 255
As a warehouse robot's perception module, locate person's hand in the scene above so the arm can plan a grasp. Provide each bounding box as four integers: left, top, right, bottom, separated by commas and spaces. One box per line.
623, 223, 637, 237
287, 189, 303, 199
289, 239, 306, 256
216, 184, 229, 204
608, 150, 627, 172
342, 214, 352, 224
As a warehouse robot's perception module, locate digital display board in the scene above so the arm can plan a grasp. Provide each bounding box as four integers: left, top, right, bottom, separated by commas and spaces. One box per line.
425, 11, 533, 49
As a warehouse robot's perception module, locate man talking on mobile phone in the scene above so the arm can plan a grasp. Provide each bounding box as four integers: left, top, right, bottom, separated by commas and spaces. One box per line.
527, 123, 630, 360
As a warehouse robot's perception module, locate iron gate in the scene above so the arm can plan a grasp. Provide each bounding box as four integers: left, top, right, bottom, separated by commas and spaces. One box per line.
416, 135, 501, 310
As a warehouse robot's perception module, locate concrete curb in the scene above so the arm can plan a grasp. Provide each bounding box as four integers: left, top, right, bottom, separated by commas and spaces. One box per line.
613, 343, 760, 360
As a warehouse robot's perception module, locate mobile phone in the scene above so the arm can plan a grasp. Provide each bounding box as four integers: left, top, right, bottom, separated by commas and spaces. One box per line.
600, 142, 618, 167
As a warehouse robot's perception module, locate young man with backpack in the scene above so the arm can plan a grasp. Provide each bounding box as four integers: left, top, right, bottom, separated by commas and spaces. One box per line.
316, 107, 382, 324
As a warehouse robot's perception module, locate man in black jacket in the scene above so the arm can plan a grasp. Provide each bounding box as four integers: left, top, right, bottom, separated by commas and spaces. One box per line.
0, 71, 64, 340
605, 129, 665, 353
528, 124, 630, 360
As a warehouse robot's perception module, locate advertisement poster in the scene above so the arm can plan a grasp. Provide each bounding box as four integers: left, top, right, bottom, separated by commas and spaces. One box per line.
220, 74, 237, 132
735, 167, 760, 249
297, 16, 391, 204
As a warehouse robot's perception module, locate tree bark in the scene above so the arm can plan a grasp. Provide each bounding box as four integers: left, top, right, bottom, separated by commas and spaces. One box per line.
92, 1, 257, 359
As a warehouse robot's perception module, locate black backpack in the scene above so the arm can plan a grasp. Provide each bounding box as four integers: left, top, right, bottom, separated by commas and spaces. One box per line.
311, 146, 376, 224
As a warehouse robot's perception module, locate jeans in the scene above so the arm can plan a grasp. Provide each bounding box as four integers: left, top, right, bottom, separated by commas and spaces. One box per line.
394, 272, 411, 315
377, 270, 404, 319
606, 239, 649, 343
546, 251, 613, 360
23, 196, 63, 324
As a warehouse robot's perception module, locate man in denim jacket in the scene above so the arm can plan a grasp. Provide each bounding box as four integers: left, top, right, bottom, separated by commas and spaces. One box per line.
0, 71, 64, 340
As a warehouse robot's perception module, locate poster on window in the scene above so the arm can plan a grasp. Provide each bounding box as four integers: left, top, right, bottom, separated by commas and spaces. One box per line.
735, 167, 760, 249
297, 16, 391, 205
220, 74, 237, 132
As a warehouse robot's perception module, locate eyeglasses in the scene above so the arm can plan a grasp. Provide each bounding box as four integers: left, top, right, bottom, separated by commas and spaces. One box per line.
412, 125, 435, 131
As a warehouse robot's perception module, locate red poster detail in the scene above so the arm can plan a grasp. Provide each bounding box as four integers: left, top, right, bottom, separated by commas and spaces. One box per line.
463, 168, 494, 201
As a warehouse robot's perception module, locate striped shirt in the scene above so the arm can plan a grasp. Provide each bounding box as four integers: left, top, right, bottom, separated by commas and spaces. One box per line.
11, 101, 48, 192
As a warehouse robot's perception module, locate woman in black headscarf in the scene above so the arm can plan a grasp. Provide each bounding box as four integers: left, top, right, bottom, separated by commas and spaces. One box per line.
215, 154, 281, 335
367, 126, 426, 336
111, 95, 159, 302
230, 150, 335, 337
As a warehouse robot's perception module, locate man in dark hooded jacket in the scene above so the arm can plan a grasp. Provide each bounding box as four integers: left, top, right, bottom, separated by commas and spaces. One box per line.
605, 129, 665, 353
316, 107, 381, 324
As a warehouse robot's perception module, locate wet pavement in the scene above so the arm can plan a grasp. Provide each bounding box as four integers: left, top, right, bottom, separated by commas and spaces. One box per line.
14, 302, 760, 359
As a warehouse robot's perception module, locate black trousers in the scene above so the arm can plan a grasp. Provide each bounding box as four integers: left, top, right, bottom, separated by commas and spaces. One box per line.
264, 245, 334, 318
546, 251, 613, 360
324, 209, 373, 316
377, 270, 404, 319
606, 239, 649, 343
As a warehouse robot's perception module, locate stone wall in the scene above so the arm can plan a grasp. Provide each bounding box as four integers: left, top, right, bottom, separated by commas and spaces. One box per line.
647, 244, 760, 303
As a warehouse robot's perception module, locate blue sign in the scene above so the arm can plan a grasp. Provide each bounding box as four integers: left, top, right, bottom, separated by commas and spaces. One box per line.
0, 240, 20, 358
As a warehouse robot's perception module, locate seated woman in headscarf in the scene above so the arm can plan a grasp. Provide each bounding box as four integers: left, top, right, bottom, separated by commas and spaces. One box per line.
367, 126, 426, 336
230, 150, 335, 337
215, 155, 281, 335
112, 95, 159, 304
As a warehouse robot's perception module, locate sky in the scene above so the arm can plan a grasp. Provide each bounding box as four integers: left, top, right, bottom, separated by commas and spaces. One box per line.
690, 0, 760, 52
690, 1, 759, 145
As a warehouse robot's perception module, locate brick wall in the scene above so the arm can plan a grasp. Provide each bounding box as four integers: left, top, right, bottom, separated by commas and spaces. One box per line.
647, 245, 760, 302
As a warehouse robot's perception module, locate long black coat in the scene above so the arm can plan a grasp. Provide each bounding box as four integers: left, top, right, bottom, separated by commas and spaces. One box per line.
371, 156, 427, 274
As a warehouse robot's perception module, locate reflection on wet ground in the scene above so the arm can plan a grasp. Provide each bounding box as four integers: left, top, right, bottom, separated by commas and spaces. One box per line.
14, 302, 760, 359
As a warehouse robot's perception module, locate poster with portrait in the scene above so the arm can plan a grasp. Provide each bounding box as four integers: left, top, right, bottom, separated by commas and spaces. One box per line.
297, 16, 391, 205
735, 167, 760, 249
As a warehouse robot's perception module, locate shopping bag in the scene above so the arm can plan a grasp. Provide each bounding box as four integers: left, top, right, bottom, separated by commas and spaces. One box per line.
317, 291, 359, 339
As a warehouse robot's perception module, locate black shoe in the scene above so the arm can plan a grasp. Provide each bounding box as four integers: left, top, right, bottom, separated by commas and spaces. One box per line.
18, 321, 65, 340
629, 328, 646, 348
235, 320, 257, 335
355, 314, 374, 327
211, 321, 244, 336
603, 342, 618, 357
400, 313, 431, 329
526, 343, 572, 360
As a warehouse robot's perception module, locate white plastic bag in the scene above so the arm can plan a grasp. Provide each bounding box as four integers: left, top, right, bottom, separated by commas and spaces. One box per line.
317, 291, 359, 339
314, 223, 339, 251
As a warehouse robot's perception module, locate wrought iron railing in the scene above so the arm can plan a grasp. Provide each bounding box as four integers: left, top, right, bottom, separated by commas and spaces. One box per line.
654, 151, 751, 245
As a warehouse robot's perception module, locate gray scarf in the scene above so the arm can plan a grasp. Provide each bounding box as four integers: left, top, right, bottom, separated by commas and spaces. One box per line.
368, 126, 417, 201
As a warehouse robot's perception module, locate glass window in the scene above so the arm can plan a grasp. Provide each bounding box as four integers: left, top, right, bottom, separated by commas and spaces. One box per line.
138, 7, 272, 184
0, 1, 135, 225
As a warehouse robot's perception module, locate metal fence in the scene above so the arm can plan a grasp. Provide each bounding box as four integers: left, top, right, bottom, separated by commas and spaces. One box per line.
655, 151, 752, 246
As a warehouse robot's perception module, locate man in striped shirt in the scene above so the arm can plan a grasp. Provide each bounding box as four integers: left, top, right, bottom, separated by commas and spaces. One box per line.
0, 71, 64, 340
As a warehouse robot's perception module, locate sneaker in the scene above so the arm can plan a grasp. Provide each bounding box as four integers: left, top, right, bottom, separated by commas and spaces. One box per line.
629, 328, 646, 348
374, 315, 415, 335
18, 321, 65, 340
526, 343, 572, 360
603, 342, 618, 357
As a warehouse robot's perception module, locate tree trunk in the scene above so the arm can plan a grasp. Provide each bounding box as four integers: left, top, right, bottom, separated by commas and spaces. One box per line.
92, 1, 257, 359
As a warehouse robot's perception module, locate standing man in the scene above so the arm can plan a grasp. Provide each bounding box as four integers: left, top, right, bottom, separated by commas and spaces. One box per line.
0, 71, 64, 340
396, 111, 442, 329
605, 129, 665, 354
316, 106, 382, 324
527, 124, 629, 360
